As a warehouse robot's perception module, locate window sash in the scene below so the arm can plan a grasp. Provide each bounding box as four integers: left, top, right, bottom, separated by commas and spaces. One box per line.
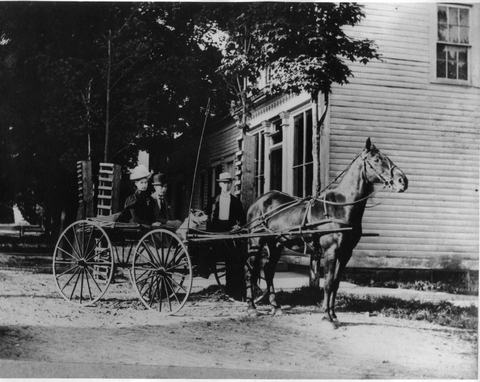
293, 109, 313, 197
436, 5, 470, 81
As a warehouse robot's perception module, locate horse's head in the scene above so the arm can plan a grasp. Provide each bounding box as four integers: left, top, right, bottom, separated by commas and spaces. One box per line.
362, 138, 408, 192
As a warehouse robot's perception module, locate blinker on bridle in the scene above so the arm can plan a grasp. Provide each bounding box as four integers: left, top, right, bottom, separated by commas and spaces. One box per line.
362, 149, 398, 188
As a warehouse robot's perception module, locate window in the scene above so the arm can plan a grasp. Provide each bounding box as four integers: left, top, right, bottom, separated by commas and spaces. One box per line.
436, 5, 470, 81
269, 120, 283, 191
293, 110, 313, 197
253, 132, 265, 199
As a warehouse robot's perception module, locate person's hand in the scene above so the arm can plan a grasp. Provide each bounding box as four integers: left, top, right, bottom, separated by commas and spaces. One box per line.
152, 222, 161, 227
231, 225, 241, 231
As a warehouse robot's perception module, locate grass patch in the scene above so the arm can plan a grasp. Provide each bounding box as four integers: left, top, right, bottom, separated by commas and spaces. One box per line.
275, 286, 477, 332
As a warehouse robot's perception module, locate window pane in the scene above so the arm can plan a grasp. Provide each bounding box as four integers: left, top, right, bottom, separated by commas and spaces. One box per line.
459, 27, 469, 44
438, 23, 447, 42
448, 7, 458, 25
437, 44, 446, 60
447, 60, 457, 79
305, 110, 313, 163
438, 6, 447, 24
293, 167, 302, 197
437, 59, 446, 78
270, 148, 282, 191
271, 121, 282, 144
448, 25, 459, 43
305, 163, 313, 197
293, 114, 303, 166
459, 8, 469, 26
447, 47, 457, 61
459, 50, 468, 80
259, 134, 264, 175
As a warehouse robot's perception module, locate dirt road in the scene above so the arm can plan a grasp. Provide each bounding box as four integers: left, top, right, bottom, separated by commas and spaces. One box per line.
0, 270, 477, 379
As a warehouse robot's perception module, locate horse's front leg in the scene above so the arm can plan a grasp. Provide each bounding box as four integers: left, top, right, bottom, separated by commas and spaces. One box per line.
329, 253, 351, 321
321, 248, 340, 328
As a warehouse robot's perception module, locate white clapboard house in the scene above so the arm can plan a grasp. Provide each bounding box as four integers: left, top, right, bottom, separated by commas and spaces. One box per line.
158, 3, 480, 272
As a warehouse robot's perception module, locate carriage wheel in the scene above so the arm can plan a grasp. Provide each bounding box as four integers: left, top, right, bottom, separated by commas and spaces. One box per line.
132, 229, 192, 315
52, 220, 114, 306
214, 259, 226, 286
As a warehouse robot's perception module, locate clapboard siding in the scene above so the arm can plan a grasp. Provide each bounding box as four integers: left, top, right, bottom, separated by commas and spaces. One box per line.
328, 3, 479, 270
163, 3, 479, 271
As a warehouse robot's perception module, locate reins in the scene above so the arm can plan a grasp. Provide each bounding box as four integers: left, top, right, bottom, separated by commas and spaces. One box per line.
246, 146, 398, 230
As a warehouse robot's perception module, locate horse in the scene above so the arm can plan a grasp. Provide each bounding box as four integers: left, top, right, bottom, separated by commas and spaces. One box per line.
245, 138, 408, 326
176, 209, 209, 240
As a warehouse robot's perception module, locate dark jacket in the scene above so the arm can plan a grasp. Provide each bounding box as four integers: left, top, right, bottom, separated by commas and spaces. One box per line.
206, 193, 246, 232
124, 190, 155, 226
151, 192, 173, 224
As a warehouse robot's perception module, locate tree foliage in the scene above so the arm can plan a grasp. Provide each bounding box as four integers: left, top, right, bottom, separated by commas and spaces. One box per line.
215, 2, 379, 126
0, 1, 378, 234
0, 2, 226, 230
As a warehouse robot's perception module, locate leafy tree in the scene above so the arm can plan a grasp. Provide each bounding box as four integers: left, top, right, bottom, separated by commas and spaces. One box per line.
213, 2, 379, 288
0, 2, 227, 234
215, 2, 379, 191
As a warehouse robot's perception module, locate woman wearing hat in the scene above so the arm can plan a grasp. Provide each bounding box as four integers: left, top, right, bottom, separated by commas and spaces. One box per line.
124, 164, 155, 227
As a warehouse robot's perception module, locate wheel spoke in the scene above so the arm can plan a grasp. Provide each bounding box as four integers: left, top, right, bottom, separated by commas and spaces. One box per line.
83, 266, 96, 300
56, 246, 78, 261
69, 267, 83, 300
162, 277, 174, 311
137, 242, 158, 268
58, 265, 81, 292
85, 264, 110, 293
167, 273, 187, 295
154, 277, 163, 310
79, 267, 85, 303
61, 234, 82, 260
84, 246, 110, 263
55, 262, 79, 278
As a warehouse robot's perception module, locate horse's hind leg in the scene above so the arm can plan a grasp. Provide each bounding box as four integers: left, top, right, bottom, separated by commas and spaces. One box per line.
245, 239, 263, 316
264, 242, 283, 316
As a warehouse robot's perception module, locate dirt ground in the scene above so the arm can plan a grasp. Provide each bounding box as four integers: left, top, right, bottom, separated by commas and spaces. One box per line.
0, 269, 477, 379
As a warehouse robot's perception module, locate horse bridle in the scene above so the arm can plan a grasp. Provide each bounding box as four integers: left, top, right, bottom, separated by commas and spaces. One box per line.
362, 148, 398, 188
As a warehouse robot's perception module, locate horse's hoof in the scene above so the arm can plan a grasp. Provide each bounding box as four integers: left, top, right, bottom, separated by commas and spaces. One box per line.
271, 307, 284, 316
321, 317, 339, 329
247, 308, 260, 317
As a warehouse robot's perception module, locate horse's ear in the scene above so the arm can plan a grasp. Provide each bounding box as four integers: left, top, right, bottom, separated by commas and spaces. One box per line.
365, 137, 372, 151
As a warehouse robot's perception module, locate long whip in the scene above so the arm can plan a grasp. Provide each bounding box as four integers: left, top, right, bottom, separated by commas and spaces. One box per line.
186, 98, 211, 236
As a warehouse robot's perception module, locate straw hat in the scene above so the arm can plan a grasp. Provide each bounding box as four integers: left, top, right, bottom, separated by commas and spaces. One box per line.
217, 172, 233, 182
130, 164, 151, 181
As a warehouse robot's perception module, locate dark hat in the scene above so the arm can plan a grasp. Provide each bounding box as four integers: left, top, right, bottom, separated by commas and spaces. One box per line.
152, 173, 168, 185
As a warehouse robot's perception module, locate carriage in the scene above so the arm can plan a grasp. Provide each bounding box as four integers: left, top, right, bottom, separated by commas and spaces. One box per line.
51, 213, 351, 315
52, 138, 408, 323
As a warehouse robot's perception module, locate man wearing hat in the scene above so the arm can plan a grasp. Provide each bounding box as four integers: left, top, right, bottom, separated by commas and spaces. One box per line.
151, 173, 182, 230
206, 172, 246, 232
124, 164, 155, 226
205, 171, 246, 301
